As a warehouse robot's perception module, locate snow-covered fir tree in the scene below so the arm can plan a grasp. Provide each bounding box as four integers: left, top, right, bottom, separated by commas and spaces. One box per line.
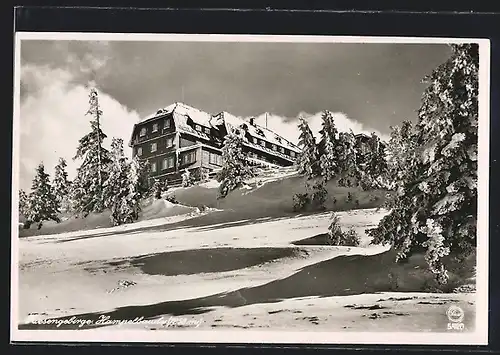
337, 130, 360, 187
217, 129, 253, 199
24, 163, 61, 229
297, 117, 320, 178
102, 138, 131, 225
52, 158, 71, 212
199, 168, 210, 182
18, 189, 29, 218
364, 133, 390, 189
131, 156, 151, 197
318, 110, 340, 181
367, 44, 479, 284
386, 121, 417, 184
181, 169, 194, 187
71, 89, 111, 216
118, 155, 144, 223
152, 178, 163, 199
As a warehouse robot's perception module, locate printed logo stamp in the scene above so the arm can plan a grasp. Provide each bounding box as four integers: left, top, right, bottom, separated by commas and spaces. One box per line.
446, 305, 465, 330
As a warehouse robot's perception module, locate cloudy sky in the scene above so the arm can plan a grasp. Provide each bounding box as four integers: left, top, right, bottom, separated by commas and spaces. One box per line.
18, 38, 452, 191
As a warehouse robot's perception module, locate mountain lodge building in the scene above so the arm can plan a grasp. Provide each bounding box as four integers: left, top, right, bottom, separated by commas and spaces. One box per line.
128, 103, 302, 184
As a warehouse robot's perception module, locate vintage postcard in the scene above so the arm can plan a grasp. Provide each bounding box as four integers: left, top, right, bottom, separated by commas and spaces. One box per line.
11, 32, 490, 345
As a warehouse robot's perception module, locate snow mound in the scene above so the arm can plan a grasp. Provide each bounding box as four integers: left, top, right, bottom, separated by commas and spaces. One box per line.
163, 200, 180, 209
242, 168, 299, 195
199, 179, 220, 189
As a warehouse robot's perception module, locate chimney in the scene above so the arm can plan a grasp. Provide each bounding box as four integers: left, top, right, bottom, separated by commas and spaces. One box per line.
249, 117, 255, 126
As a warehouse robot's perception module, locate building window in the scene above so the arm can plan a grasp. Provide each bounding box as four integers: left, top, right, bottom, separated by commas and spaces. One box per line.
162, 156, 175, 170
195, 124, 202, 132
182, 151, 196, 164
164, 119, 171, 129
279, 147, 285, 153
272, 145, 277, 151
151, 162, 157, 173
204, 127, 210, 134
140, 127, 147, 137
291, 151, 296, 158
152, 123, 158, 132
151, 142, 157, 152
209, 152, 221, 165
253, 137, 258, 144
166, 137, 174, 148
259, 140, 266, 147
137, 147, 143, 156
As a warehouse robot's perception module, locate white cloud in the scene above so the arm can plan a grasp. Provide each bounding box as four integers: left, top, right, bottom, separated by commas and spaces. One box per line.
56, 40, 111, 75
18, 64, 140, 192
250, 111, 389, 145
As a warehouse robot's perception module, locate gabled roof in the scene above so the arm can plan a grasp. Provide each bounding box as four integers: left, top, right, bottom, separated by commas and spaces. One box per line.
218, 111, 301, 153
170, 104, 213, 141
129, 102, 215, 146
130, 103, 300, 155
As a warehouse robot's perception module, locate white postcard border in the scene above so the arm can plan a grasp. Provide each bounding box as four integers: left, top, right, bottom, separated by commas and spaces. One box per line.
11, 32, 491, 345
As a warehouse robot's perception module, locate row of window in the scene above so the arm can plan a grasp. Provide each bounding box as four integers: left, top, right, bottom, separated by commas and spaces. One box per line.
139, 119, 172, 137
182, 151, 196, 165
248, 152, 281, 165
150, 156, 176, 173
149, 148, 298, 174
135, 137, 174, 156
149, 150, 198, 173
194, 124, 211, 135
208, 152, 223, 166
250, 136, 296, 158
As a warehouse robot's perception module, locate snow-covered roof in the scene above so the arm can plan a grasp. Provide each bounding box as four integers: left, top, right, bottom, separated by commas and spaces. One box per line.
130, 102, 216, 145
131, 103, 301, 155
219, 111, 301, 154
171, 110, 213, 141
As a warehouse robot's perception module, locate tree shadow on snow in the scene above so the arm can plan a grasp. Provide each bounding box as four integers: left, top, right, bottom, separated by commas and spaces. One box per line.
101, 247, 304, 276
19, 249, 475, 330
46, 210, 292, 244
292, 233, 331, 246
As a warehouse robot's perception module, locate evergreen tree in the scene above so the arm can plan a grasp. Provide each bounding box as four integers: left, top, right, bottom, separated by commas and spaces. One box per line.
71, 88, 111, 216
53, 158, 71, 212
103, 138, 130, 224
318, 110, 340, 181
181, 169, 194, 187
367, 44, 479, 284
297, 117, 320, 178
132, 156, 151, 197
152, 179, 163, 199
217, 129, 253, 198
386, 121, 417, 184
337, 130, 360, 187
24, 163, 60, 229
354, 136, 369, 173
19, 189, 29, 218
364, 133, 390, 189
119, 155, 144, 223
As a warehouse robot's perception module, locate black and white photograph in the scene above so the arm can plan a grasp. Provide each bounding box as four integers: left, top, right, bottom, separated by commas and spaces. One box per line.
11, 33, 490, 345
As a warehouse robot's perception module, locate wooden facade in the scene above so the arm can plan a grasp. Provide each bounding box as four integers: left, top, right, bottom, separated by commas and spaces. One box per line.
128, 103, 302, 185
